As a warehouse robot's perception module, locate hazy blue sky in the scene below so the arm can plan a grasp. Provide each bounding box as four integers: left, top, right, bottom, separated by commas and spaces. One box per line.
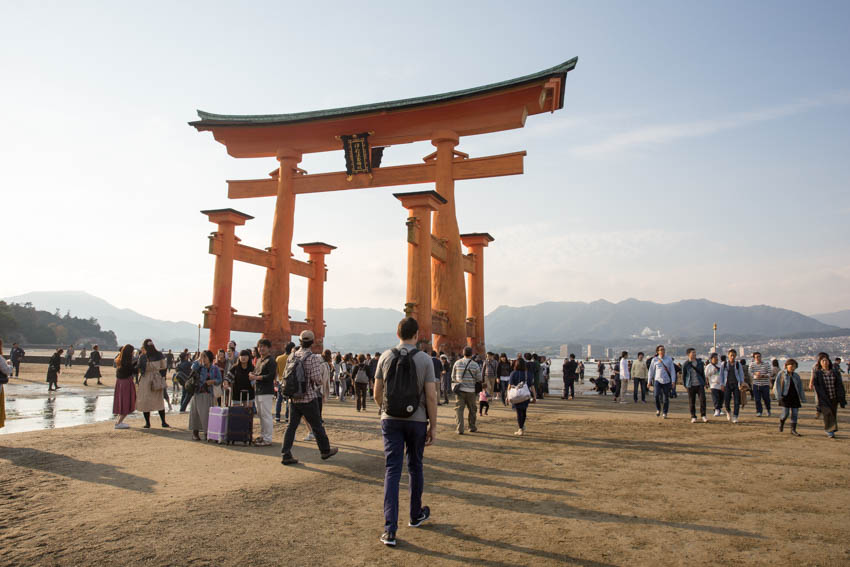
2, 1, 849, 323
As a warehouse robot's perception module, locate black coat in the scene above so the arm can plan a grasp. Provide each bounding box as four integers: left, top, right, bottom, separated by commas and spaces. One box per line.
46, 353, 61, 382
812, 368, 846, 409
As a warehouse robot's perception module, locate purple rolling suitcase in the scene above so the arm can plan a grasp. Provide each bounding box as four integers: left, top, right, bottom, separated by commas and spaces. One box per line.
207, 402, 229, 444
207, 391, 253, 445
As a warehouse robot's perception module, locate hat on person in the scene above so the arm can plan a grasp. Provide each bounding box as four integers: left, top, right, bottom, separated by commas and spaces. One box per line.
300, 330, 315, 342
440, 354, 448, 360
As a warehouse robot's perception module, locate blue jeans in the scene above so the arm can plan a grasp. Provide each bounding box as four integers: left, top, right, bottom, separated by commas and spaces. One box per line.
754, 385, 771, 414
779, 407, 798, 422
180, 388, 193, 412
275, 390, 288, 421
724, 383, 741, 417
633, 379, 647, 402
654, 381, 671, 414
382, 419, 427, 533
500, 378, 510, 405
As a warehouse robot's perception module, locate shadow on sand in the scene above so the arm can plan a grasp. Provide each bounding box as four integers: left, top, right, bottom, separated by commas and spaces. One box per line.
0, 446, 156, 493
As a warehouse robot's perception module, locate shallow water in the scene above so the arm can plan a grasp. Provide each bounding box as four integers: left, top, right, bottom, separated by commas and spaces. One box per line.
1, 392, 118, 435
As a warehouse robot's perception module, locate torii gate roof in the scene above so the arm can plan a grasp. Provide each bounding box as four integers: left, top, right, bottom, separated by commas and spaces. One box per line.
190, 57, 577, 158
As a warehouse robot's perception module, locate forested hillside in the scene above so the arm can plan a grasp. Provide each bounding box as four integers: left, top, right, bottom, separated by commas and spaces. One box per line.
0, 301, 118, 348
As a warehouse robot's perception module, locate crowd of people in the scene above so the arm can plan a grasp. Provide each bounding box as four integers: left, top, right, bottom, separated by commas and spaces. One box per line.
581, 346, 847, 437
1, 326, 848, 547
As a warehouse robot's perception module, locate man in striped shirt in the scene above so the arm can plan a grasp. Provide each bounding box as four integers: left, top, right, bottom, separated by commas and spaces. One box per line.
750, 351, 773, 417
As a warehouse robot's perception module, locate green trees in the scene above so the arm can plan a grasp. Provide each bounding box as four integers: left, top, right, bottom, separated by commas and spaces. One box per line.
0, 301, 118, 348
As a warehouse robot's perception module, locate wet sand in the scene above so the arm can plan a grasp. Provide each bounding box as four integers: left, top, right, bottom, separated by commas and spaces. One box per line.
1, 373, 849, 566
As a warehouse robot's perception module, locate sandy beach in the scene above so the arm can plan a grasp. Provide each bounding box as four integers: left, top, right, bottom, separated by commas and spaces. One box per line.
1, 364, 849, 567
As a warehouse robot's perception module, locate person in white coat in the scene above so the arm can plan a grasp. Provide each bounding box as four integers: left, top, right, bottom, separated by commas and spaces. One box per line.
705, 352, 724, 417
618, 352, 631, 403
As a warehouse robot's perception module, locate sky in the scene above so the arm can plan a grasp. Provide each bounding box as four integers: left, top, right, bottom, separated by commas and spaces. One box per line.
2, 0, 849, 324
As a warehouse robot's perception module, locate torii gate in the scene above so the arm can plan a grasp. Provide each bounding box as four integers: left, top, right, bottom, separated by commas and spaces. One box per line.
191, 57, 578, 353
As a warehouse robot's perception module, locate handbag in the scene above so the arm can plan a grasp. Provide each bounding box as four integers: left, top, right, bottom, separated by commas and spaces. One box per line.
150, 373, 165, 392
507, 381, 531, 405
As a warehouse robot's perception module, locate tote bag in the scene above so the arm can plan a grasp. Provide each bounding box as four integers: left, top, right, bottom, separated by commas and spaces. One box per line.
508, 381, 531, 405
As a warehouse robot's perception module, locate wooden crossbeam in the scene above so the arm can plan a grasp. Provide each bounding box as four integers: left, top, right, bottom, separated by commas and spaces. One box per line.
225, 315, 320, 335
227, 151, 526, 199
463, 253, 475, 274
235, 243, 273, 268
289, 258, 313, 279
430, 234, 447, 262
209, 237, 322, 280
230, 314, 265, 333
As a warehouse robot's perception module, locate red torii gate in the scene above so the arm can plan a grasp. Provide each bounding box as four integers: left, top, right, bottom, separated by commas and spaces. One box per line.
192, 57, 578, 353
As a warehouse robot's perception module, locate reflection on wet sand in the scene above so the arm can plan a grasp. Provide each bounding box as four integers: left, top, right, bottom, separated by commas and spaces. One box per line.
2, 393, 117, 435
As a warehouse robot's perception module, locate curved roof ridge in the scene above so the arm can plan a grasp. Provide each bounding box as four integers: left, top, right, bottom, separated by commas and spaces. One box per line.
192, 57, 577, 127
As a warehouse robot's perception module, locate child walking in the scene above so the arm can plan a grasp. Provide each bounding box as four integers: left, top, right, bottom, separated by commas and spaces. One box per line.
478, 389, 490, 416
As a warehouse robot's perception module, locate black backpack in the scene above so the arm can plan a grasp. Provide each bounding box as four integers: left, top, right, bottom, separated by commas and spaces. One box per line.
283, 352, 311, 398
383, 348, 420, 418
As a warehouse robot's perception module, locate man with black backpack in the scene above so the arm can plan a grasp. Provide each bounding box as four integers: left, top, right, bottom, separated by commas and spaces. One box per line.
373, 317, 438, 548
280, 331, 338, 465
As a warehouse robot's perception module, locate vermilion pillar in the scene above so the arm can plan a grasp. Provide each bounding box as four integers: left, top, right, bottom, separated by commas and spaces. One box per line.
430, 130, 467, 355
202, 208, 253, 351
264, 148, 302, 351
394, 191, 447, 351
460, 233, 494, 355
298, 242, 336, 353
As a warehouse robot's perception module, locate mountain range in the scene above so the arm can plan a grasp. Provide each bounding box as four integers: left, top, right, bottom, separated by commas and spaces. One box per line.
810, 309, 850, 329
485, 299, 842, 343
3, 291, 846, 350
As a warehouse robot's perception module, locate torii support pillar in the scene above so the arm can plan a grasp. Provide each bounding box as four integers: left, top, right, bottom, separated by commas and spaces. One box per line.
202, 208, 253, 351
298, 242, 336, 353
460, 233, 494, 355
264, 148, 302, 351
394, 191, 447, 350
430, 130, 467, 355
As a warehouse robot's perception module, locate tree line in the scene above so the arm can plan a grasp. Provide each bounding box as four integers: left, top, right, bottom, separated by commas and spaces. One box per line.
0, 301, 118, 348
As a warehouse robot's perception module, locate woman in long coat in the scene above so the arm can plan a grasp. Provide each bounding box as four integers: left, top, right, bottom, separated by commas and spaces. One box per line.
811, 354, 847, 439
136, 339, 169, 428
83, 345, 103, 386
47, 348, 63, 391
113, 344, 137, 429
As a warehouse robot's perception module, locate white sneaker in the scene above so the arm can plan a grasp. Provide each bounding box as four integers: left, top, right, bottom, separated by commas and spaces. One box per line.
514, 429, 523, 436
656, 410, 661, 417
714, 410, 721, 417
732, 417, 739, 424
114, 423, 130, 429
304, 432, 315, 441
756, 412, 762, 417
726, 413, 732, 422
691, 417, 697, 423
702, 416, 708, 423
662, 414, 668, 419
